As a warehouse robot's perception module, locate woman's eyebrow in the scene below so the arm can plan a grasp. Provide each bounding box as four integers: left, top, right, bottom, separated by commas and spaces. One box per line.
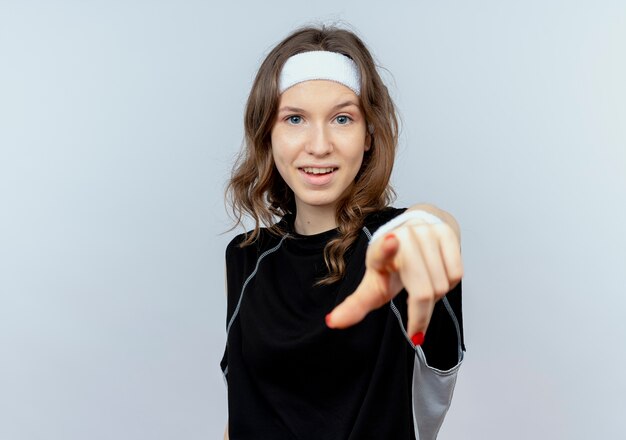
331, 100, 360, 111
278, 106, 307, 114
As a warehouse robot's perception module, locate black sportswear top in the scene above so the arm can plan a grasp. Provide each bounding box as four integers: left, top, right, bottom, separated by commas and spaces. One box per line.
221, 207, 465, 439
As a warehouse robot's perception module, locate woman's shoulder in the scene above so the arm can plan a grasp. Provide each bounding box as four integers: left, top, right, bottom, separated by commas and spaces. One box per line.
225, 226, 284, 262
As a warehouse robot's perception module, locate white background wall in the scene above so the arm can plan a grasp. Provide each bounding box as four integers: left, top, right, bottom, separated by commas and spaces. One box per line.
1, 1, 625, 439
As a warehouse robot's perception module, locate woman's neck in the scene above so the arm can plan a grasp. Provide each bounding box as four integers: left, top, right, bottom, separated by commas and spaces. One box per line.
293, 204, 337, 235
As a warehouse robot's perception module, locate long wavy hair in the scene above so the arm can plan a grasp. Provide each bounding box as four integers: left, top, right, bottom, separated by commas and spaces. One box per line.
226, 24, 399, 285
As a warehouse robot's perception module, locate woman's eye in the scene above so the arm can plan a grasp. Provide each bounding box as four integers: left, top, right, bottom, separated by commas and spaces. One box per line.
287, 115, 302, 124
335, 115, 352, 125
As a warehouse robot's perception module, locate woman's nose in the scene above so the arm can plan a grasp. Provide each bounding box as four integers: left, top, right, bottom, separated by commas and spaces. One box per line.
304, 125, 333, 156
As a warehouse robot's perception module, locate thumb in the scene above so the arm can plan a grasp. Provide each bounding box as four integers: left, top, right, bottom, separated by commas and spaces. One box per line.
367, 233, 400, 272
326, 234, 399, 329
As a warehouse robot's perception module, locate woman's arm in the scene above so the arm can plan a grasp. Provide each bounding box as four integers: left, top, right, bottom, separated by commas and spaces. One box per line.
224, 266, 229, 440
405, 203, 461, 243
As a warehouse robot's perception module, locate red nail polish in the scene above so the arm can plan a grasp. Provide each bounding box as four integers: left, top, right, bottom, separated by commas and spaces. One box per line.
384, 233, 396, 242
325, 314, 332, 327
411, 332, 425, 346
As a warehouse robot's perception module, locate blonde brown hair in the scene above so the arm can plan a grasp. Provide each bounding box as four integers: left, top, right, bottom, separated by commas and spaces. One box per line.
226, 24, 399, 285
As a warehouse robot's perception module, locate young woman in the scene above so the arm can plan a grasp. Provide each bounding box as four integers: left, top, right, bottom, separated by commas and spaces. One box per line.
222, 25, 465, 440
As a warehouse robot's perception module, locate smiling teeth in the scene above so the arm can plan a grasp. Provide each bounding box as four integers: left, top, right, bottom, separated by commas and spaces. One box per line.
302, 167, 335, 174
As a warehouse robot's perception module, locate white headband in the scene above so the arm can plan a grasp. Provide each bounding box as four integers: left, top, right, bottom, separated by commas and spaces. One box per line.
278, 51, 361, 95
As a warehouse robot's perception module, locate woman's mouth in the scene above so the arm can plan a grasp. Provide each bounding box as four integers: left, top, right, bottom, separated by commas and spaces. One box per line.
298, 167, 338, 185
300, 167, 337, 175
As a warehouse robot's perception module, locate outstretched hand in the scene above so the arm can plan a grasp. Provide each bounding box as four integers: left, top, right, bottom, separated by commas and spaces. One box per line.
325, 218, 463, 345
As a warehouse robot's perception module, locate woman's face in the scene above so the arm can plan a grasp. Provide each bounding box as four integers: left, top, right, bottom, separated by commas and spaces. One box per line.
270, 80, 370, 216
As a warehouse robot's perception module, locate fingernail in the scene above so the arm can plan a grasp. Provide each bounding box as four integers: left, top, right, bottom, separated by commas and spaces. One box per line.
411, 332, 425, 346
384, 233, 396, 241
325, 313, 332, 328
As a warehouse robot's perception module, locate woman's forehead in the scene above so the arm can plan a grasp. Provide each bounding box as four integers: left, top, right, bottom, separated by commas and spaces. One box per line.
278, 80, 361, 111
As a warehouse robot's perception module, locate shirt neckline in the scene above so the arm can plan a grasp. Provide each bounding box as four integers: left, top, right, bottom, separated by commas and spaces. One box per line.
280, 213, 340, 251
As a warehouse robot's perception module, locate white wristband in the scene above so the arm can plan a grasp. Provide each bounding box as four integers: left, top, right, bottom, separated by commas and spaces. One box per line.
370, 210, 444, 244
